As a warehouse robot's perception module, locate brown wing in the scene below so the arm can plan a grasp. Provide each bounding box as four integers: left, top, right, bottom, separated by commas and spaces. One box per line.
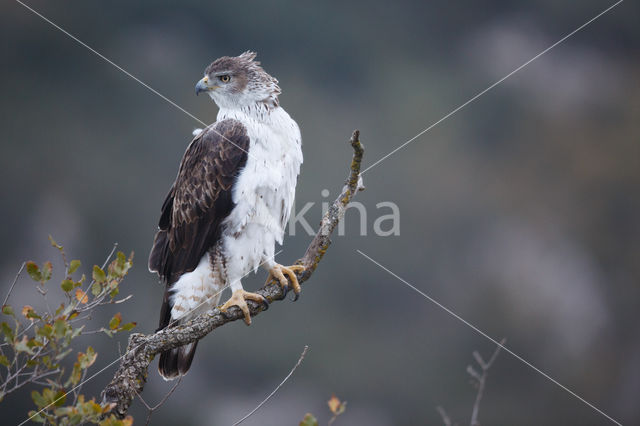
148, 119, 249, 329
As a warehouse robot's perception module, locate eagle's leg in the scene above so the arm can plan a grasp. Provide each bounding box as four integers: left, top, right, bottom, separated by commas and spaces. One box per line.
265, 264, 306, 300
219, 289, 268, 326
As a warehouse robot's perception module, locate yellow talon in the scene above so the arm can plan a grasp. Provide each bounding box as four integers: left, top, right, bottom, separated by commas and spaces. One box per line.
219, 289, 268, 325
266, 264, 305, 297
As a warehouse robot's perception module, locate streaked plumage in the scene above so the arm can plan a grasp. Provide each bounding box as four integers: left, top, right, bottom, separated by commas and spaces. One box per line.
149, 52, 302, 379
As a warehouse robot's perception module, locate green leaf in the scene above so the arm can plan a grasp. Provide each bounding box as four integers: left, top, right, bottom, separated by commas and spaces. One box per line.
41, 261, 53, 282
1, 322, 14, 341
15, 336, 36, 354
26, 337, 42, 349
61, 279, 74, 292
41, 388, 64, 408
54, 406, 74, 418
299, 413, 319, 426
31, 390, 47, 409
27, 410, 46, 424
69, 413, 83, 425
2, 305, 14, 316
69, 259, 81, 275
53, 390, 66, 407
66, 363, 82, 386
48, 235, 63, 250
70, 325, 84, 339
36, 324, 54, 339
55, 303, 65, 316
41, 355, 52, 369
26, 261, 42, 282
120, 322, 136, 331
0, 354, 9, 367
54, 319, 67, 340
92, 266, 106, 283
91, 282, 102, 297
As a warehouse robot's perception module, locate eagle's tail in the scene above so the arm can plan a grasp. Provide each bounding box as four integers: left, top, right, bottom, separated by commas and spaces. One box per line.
156, 281, 199, 380
158, 341, 198, 380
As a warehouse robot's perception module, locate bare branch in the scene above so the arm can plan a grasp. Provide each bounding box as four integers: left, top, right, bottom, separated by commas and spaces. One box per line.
472, 351, 486, 370
437, 406, 453, 426
100, 131, 364, 418
101, 243, 119, 270
112, 294, 134, 304
3, 262, 25, 306
133, 376, 182, 426
437, 338, 505, 426
469, 338, 506, 426
233, 345, 309, 425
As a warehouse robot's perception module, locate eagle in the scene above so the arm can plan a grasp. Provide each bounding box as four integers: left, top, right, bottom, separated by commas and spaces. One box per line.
148, 51, 303, 380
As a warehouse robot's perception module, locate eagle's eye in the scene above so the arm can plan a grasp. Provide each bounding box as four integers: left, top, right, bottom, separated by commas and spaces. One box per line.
218, 75, 231, 83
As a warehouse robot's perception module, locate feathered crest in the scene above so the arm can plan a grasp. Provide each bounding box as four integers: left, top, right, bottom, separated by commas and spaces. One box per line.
239, 51, 258, 63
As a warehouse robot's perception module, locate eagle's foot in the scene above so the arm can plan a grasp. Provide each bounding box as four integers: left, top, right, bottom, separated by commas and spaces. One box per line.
265, 264, 305, 300
219, 289, 268, 326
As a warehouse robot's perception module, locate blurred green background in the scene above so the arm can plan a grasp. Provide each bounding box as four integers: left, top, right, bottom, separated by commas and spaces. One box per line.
2, 0, 639, 424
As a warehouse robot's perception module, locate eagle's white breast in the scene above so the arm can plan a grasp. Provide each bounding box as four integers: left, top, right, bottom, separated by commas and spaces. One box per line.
219, 104, 302, 281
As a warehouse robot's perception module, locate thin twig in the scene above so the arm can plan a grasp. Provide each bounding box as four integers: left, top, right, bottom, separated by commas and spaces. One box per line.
437, 406, 453, 426
469, 338, 506, 426
233, 345, 309, 426
3, 262, 25, 306
101, 243, 119, 270
133, 376, 182, 426
112, 294, 133, 304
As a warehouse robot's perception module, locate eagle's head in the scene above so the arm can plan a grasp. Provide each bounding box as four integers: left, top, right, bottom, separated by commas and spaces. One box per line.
195, 51, 281, 109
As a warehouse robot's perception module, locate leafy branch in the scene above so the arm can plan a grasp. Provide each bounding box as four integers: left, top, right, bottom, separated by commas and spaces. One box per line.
1, 238, 136, 425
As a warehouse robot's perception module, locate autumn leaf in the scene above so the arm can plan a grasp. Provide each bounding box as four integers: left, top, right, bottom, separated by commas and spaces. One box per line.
328, 394, 347, 421
328, 394, 341, 414
75, 289, 88, 304
22, 305, 40, 321
78, 346, 97, 369
109, 313, 122, 330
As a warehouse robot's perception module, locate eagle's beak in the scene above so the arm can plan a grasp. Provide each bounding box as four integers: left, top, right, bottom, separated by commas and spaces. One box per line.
195, 77, 216, 95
